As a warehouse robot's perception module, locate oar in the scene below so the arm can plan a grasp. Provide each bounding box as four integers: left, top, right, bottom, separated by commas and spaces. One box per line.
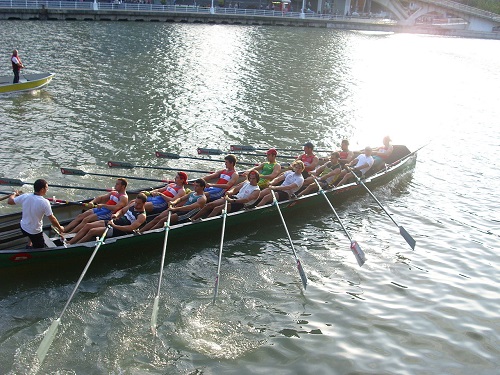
0, 194, 11, 202
347, 167, 416, 250
60, 168, 168, 184
271, 191, 308, 290
107, 161, 212, 174
230, 144, 334, 153
155, 151, 257, 167
212, 199, 229, 304
387, 143, 429, 168
313, 179, 366, 266
150, 211, 172, 335
36, 224, 112, 365
0, 177, 112, 193
197, 147, 296, 160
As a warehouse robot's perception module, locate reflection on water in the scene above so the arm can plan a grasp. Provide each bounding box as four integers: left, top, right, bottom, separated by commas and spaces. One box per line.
1, 21, 500, 375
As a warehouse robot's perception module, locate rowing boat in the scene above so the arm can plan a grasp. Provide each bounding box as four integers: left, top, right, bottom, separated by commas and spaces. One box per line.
0, 145, 418, 281
0, 72, 55, 94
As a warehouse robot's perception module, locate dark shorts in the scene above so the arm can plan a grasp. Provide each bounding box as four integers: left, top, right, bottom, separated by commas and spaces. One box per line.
229, 202, 245, 212
275, 190, 291, 202
20, 227, 45, 248
301, 171, 311, 179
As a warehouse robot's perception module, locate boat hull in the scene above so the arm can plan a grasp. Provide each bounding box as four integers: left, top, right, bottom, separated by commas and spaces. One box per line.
0, 146, 417, 282
0, 73, 55, 94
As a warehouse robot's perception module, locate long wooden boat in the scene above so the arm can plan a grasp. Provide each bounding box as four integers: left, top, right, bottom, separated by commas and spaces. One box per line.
0, 145, 418, 282
0, 72, 55, 94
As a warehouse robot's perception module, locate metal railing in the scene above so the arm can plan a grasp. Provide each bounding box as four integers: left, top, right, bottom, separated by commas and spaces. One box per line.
0, 0, 394, 21
418, 0, 500, 21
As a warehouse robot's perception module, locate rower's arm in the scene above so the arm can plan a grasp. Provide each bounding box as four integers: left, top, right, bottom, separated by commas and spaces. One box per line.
48, 214, 64, 234
263, 164, 282, 181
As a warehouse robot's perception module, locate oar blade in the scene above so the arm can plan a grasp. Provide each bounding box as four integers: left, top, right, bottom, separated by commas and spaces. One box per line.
212, 275, 220, 305
297, 260, 308, 290
150, 296, 160, 335
60, 167, 86, 176
399, 226, 416, 250
197, 148, 224, 155
107, 161, 134, 169
350, 241, 366, 267
36, 318, 60, 364
155, 151, 181, 159
230, 145, 256, 151
0, 177, 24, 186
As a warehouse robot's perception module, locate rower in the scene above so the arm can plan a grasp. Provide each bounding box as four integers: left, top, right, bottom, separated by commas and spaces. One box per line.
201, 154, 239, 202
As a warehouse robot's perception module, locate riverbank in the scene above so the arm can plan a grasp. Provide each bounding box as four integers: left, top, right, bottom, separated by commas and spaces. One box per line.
1, 8, 500, 40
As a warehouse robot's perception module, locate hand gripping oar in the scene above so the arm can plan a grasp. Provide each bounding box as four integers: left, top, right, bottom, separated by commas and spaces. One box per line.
347, 167, 416, 250
230, 144, 335, 154
271, 191, 308, 290
313, 179, 366, 266
155, 151, 257, 167
36, 224, 112, 365
150, 211, 172, 335
212, 199, 229, 304
107, 160, 213, 174
60, 168, 169, 184
0, 193, 11, 202
0, 177, 112, 193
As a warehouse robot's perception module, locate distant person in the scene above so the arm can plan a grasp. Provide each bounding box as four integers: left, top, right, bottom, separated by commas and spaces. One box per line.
201, 154, 239, 201
63, 178, 128, 233
68, 193, 148, 244
372, 136, 394, 163
245, 148, 281, 189
256, 161, 305, 207
335, 147, 374, 187
7, 179, 64, 248
338, 139, 354, 165
11, 49, 25, 84
296, 142, 319, 178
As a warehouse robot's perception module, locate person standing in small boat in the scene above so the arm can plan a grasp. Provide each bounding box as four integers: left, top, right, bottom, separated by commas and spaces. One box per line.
190, 171, 261, 220
11, 49, 25, 84
335, 147, 375, 187
296, 142, 319, 178
63, 178, 128, 233
68, 193, 148, 244
140, 178, 208, 231
7, 179, 64, 248
244, 148, 282, 189
139, 171, 188, 214
202, 154, 239, 202
256, 160, 305, 207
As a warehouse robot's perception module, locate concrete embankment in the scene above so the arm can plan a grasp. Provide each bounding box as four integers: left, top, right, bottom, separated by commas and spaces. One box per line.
1, 8, 499, 40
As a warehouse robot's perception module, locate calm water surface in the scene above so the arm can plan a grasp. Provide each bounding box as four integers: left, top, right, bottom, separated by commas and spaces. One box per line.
0, 21, 499, 374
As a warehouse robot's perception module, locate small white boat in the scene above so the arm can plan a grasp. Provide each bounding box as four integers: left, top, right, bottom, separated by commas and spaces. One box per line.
0, 72, 55, 94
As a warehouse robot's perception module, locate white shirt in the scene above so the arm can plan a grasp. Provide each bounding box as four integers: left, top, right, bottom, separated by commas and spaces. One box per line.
235, 181, 260, 206
14, 194, 53, 234
355, 154, 375, 175
282, 171, 305, 193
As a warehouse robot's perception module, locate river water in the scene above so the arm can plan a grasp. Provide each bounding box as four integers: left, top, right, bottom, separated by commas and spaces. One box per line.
1, 21, 499, 374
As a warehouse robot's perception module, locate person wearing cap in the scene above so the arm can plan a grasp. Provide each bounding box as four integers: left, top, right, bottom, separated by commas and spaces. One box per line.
335, 147, 374, 187
138, 171, 188, 214
372, 136, 394, 163
296, 142, 319, 179
256, 160, 305, 207
245, 148, 282, 189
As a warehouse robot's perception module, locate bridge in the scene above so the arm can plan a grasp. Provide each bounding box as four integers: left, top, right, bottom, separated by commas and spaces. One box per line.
334, 0, 500, 32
